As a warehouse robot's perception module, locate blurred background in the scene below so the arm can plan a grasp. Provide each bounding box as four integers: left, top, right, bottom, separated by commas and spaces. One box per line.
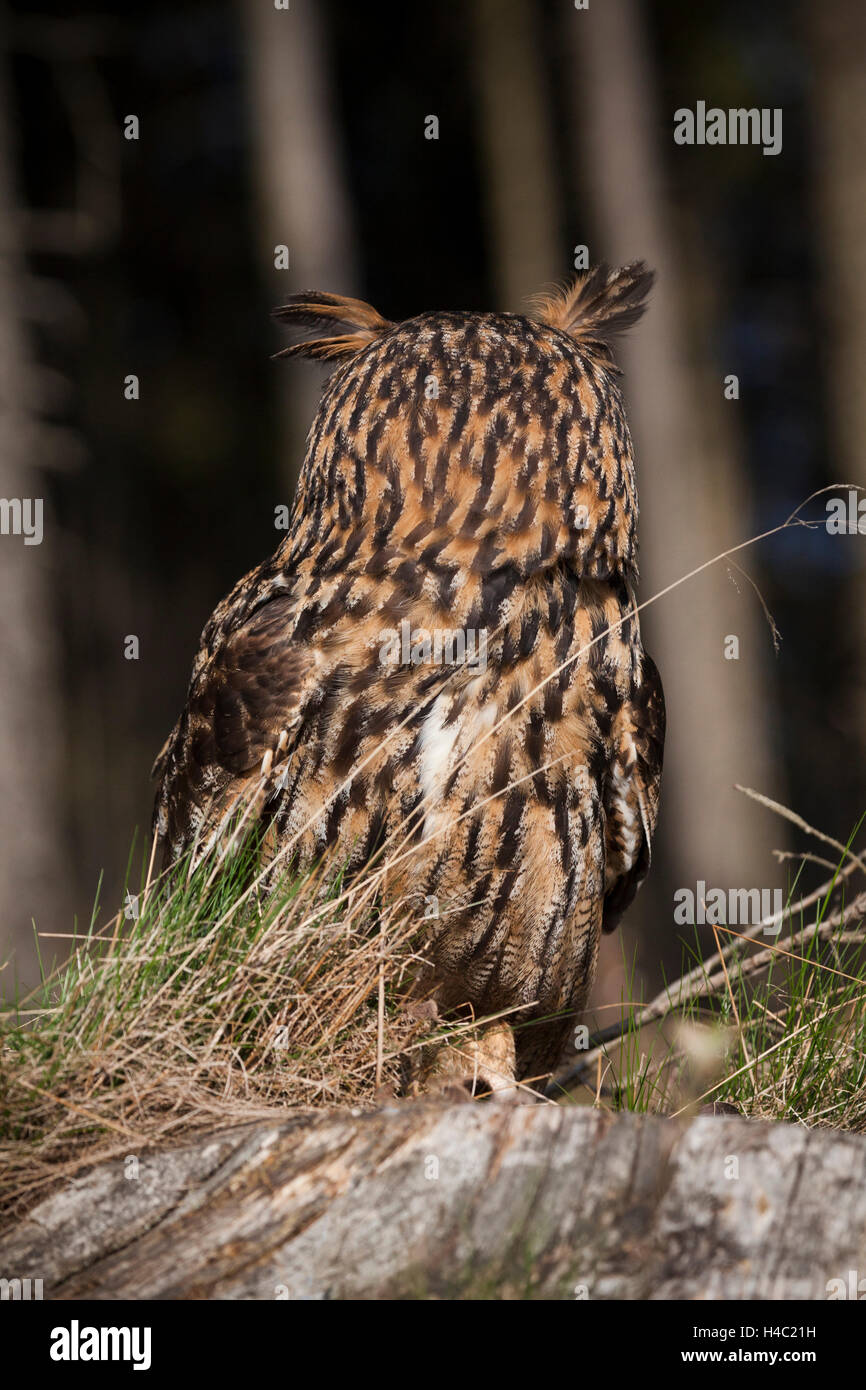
1, 0, 864, 1020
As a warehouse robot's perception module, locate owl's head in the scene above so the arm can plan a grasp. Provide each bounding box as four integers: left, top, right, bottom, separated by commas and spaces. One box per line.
273, 263, 654, 589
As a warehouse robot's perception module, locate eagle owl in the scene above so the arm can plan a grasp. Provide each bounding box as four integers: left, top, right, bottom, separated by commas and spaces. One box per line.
153, 262, 665, 1100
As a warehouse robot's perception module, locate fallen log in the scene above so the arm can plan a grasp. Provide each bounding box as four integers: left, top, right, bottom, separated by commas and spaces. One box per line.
2, 1103, 864, 1300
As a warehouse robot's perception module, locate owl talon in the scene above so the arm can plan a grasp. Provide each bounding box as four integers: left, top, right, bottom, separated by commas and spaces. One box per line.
410, 1020, 522, 1101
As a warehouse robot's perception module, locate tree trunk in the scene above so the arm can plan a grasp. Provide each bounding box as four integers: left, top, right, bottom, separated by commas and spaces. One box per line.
565, 0, 784, 912
240, 0, 358, 492
0, 42, 69, 991
808, 0, 866, 779
471, 0, 561, 309
2, 1104, 863, 1299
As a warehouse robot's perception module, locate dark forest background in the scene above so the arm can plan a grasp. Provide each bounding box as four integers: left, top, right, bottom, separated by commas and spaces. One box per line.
1, 0, 864, 1023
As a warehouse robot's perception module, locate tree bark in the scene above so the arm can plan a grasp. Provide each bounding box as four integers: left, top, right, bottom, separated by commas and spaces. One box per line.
565, 0, 784, 908
0, 40, 70, 991
240, 0, 358, 492
2, 1104, 864, 1299
808, 0, 866, 778
471, 0, 561, 310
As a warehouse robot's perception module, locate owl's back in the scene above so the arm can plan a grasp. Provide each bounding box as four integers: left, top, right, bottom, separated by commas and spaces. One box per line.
153, 264, 664, 1086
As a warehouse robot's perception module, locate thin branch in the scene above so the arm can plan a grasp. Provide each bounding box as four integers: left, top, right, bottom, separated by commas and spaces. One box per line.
735, 786, 866, 877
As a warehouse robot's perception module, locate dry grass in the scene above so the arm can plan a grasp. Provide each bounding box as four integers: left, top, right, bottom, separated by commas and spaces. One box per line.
0, 833, 446, 1225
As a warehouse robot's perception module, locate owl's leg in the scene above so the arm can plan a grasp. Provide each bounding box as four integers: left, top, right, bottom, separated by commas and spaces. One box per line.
411, 1021, 534, 1103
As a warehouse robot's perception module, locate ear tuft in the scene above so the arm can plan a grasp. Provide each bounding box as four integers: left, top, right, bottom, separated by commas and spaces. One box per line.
529, 261, 654, 348
272, 291, 394, 361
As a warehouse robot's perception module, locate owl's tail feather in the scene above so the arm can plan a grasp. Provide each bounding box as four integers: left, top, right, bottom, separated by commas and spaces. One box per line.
530, 261, 654, 347
272, 291, 394, 361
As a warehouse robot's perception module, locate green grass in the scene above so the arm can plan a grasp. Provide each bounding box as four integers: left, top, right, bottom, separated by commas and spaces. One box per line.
570, 844, 866, 1129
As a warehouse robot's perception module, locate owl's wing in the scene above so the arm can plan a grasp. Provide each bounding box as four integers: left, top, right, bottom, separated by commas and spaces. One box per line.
152, 596, 319, 864
601, 649, 666, 933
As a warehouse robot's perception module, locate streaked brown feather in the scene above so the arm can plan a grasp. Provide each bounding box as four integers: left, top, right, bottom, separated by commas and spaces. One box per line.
529, 260, 655, 349
154, 264, 665, 1092
272, 291, 394, 360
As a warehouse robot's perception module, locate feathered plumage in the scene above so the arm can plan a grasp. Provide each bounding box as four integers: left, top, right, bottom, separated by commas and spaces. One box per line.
272, 291, 394, 360
153, 263, 665, 1098
530, 261, 655, 349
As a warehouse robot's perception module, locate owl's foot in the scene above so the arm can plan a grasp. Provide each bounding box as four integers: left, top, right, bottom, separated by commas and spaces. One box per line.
411, 1021, 534, 1103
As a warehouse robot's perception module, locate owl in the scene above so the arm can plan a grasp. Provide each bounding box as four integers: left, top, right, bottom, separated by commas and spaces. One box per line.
152, 263, 665, 1100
